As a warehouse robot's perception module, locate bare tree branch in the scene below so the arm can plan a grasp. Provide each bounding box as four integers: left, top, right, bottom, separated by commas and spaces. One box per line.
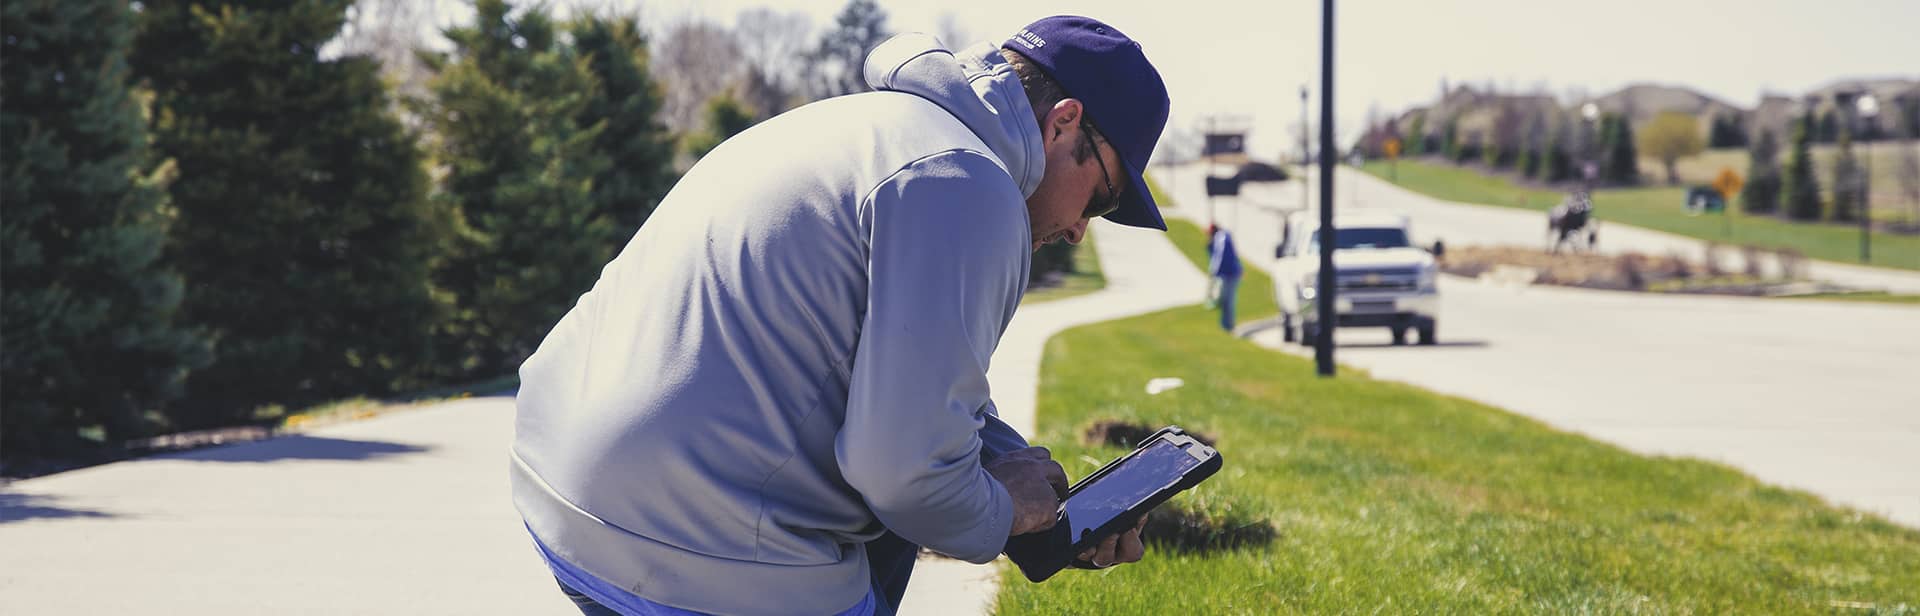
652, 19, 744, 135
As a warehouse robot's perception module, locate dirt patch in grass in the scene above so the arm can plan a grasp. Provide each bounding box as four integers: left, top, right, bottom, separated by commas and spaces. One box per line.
1439, 245, 1848, 296
1078, 420, 1263, 554
1082, 419, 1216, 449
1142, 497, 1277, 554
924, 494, 1276, 562
1442, 246, 1636, 289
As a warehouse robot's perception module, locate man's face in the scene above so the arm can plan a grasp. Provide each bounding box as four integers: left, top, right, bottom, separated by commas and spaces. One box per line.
1026, 99, 1124, 252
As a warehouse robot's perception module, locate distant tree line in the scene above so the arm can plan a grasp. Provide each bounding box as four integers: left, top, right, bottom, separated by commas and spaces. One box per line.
1371, 98, 1640, 187
1359, 84, 1920, 230
1747, 93, 1918, 223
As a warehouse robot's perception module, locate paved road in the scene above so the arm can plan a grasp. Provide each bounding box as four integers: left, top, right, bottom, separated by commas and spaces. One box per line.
1164, 163, 1920, 527
0, 220, 1206, 615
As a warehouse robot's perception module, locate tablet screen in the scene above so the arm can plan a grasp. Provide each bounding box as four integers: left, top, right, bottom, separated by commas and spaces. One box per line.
1062, 440, 1201, 544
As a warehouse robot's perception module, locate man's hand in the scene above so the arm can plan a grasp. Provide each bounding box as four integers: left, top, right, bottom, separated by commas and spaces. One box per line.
1077, 514, 1148, 568
985, 446, 1069, 536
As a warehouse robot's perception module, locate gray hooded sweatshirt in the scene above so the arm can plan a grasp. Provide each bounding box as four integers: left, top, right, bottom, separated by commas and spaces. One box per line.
510, 35, 1045, 615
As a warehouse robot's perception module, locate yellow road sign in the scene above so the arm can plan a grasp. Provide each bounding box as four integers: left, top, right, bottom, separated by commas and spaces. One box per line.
1713, 167, 1743, 201
1384, 138, 1402, 159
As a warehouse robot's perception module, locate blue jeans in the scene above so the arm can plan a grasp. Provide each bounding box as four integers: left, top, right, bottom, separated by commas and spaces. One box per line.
558, 579, 623, 616
556, 578, 879, 616
1217, 275, 1240, 331
865, 530, 919, 616
549, 533, 912, 616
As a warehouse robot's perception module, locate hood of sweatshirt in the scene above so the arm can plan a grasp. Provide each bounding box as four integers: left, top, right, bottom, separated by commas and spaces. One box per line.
864, 34, 1046, 199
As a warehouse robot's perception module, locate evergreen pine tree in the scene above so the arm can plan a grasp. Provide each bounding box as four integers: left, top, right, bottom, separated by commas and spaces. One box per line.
131, 0, 451, 424
1403, 115, 1425, 156
1817, 108, 1838, 143
1741, 129, 1783, 214
684, 94, 757, 160
1594, 116, 1615, 179
569, 14, 679, 241
811, 0, 891, 98
1545, 123, 1574, 183
1602, 113, 1640, 185
418, 0, 617, 376
1902, 96, 1920, 140
1830, 116, 1861, 222
1481, 140, 1508, 169
1706, 114, 1750, 148
1520, 114, 1547, 179
1784, 112, 1824, 221
1715, 114, 1748, 148
2, 0, 212, 466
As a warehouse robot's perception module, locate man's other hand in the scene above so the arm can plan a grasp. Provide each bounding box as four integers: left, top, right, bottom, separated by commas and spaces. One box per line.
985, 446, 1069, 535
1077, 513, 1148, 568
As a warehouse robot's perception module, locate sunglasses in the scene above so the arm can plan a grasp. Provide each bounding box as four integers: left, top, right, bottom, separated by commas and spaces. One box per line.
1081, 121, 1122, 220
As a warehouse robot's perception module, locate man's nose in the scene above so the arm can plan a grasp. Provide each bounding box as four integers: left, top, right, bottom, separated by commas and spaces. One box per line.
1064, 218, 1090, 245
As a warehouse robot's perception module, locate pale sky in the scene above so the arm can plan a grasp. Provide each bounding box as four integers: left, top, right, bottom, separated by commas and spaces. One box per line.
424, 0, 1920, 158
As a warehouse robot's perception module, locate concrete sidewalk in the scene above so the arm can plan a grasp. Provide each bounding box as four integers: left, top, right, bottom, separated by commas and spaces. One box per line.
0, 219, 1206, 615
0, 396, 564, 615
896, 219, 1208, 615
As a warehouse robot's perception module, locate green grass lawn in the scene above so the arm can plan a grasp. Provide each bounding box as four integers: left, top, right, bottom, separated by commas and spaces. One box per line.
994, 223, 1920, 614
1663, 143, 1920, 225
1781, 291, 1920, 306
1022, 232, 1106, 304
252, 373, 519, 429
1362, 158, 1920, 271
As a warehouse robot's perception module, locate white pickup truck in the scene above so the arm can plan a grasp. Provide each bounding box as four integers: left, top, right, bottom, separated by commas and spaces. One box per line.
1272, 212, 1440, 345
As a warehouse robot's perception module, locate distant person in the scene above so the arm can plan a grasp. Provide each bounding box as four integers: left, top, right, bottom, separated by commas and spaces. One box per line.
510, 16, 1171, 616
1204, 223, 1219, 307
1208, 225, 1243, 331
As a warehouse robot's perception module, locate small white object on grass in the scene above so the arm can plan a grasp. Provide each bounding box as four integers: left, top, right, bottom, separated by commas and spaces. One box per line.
1144, 377, 1185, 395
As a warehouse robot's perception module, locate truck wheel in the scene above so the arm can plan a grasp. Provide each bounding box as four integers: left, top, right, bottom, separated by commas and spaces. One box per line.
1299, 322, 1319, 347
1417, 321, 1438, 346
1281, 314, 1297, 343
1391, 327, 1408, 346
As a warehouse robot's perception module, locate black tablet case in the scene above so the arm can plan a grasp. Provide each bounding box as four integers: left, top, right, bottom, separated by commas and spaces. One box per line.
1001, 426, 1223, 582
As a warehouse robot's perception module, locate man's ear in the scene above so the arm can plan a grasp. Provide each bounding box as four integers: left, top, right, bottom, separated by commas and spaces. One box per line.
1043, 99, 1085, 143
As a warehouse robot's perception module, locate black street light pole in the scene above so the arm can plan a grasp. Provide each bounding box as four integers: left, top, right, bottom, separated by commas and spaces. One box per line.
1206, 116, 1216, 227
1315, 0, 1337, 377
1864, 132, 1873, 264
1840, 90, 1873, 263
1301, 85, 1310, 210
1860, 94, 1878, 264
1581, 103, 1599, 193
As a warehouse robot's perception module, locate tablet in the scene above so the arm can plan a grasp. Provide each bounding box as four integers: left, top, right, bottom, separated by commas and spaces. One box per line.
1002, 426, 1223, 582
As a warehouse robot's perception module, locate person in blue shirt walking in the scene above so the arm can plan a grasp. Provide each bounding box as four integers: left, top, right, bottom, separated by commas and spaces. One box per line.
1208, 225, 1243, 331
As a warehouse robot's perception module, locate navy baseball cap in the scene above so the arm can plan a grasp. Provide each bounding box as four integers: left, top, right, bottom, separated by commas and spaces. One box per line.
1005, 16, 1171, 230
